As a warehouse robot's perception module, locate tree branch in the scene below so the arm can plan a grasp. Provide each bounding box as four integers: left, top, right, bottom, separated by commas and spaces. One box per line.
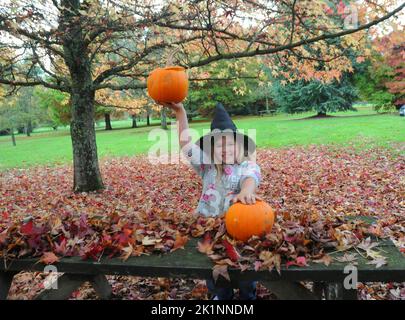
0, 78, 67, 92
186, 2, 405, 68
93, 35, 202, 85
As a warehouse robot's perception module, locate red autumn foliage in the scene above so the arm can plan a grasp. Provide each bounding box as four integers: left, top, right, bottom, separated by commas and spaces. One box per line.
0, 146, 404, 299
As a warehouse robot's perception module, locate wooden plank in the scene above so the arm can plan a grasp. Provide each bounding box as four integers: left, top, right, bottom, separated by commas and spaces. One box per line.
35, 274, 88, 300
2, 237, 404, 283
260, 280, 320, 300
0, 271, 16, 300
1, 215, 404, 284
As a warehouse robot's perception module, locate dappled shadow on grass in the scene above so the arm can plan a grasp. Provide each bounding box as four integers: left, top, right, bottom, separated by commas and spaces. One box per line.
294, 114, 336, 120
293, 112, 394, 121
0, 130, 71, 142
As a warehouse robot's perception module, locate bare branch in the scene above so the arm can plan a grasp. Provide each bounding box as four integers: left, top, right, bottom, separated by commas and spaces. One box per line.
94, 81, 146, 91
93, 35, 202, 85
30, 44, 70, 90
0, 78, 67, 92
289, 0, 297, 45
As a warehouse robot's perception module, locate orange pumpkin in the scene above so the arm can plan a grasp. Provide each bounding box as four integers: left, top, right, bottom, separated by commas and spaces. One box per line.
225, 200, 275, 242
147, 66, 188, 103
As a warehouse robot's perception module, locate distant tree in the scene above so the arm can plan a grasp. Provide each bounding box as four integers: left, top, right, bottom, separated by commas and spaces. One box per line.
354, 29, 404, 111
380, 34, 405, 108
0, 91, 21, 145
270, 75, 358, 116
34, 87, 71, 127
185, 58, 263, 116
354, 58, 395, 112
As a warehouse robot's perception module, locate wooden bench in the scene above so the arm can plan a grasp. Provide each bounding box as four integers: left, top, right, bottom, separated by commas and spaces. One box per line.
258, 110, 277, 117
1, 220, 404, 300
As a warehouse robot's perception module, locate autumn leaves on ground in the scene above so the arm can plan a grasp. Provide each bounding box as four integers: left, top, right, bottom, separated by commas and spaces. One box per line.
1, 145, 404, 299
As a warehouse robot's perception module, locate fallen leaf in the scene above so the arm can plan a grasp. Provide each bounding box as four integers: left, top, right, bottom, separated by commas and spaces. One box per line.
358, 237, 379, 255
286, 256, 308, 268
366, 257, 387, 269
254, 260, 262, 271
335, 253, 358, 264
40, 252, 59, 265
197, 240, 214, 255
222, 239, 240, 262
171, 232, 188, 252
120, 244, 133, 261
212, 264, 230, 282
313, 254, 333, 266
142, 236, 162, 246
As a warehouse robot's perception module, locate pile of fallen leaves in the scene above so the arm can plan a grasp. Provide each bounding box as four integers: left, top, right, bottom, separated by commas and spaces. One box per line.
0, 210, 192, 264
0, 145, 404, 299
191, 213, 404, 282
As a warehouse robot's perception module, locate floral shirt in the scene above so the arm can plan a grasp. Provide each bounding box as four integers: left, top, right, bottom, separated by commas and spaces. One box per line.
182, 143, 262, 217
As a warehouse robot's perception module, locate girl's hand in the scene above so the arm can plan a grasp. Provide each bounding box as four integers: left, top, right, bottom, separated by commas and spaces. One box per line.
232, 190, 262, 205
157, 101, 184, 113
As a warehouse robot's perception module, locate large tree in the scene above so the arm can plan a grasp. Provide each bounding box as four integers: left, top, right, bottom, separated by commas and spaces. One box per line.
0, 0, 403, 191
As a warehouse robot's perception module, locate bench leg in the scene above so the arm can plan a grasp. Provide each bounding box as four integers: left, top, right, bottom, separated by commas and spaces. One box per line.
260, 280, 320, 300
324, 282, 358, 300
36, 274, 88, 300
313, 282, 325, 299
0, 271, 17, 300
36, 273, 113, 300
90, 274, 112, 300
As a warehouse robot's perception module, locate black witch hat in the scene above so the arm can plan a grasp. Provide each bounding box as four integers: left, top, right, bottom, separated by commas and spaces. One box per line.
196, 102, 256, 156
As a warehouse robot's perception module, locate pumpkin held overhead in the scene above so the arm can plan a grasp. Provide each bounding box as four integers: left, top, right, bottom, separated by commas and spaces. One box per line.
147, 66, 189, 104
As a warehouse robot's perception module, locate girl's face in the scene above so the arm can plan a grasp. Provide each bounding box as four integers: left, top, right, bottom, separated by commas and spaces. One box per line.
213, 135, 240, 164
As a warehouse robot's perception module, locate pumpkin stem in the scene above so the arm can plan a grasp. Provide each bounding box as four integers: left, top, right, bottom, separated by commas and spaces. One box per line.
166, 47, 181, 66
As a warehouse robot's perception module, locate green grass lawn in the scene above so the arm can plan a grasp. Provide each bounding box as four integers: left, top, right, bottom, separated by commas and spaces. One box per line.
0, 106, 404, 169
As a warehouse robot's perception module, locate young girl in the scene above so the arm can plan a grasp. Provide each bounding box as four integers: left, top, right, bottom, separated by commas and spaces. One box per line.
160, 101, 262, 300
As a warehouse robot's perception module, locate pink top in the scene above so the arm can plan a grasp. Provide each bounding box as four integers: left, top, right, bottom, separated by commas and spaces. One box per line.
182, 143, 261, 217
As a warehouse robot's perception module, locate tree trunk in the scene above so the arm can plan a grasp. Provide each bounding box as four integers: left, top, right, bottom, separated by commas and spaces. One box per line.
317, 111, 327, 117
62, 0, 104, 192
131, 115, 137, 128
69, 90, 104, 192
10, 127, 16, 146
104, 113, 112, 130
146, 108, 151, 126
26, 120, 32, 137
161, 107, 168, 130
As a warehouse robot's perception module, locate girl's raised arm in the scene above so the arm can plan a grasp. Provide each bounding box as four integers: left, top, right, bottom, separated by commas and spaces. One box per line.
158, 102, 191, 149
158, 102, 206, 176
